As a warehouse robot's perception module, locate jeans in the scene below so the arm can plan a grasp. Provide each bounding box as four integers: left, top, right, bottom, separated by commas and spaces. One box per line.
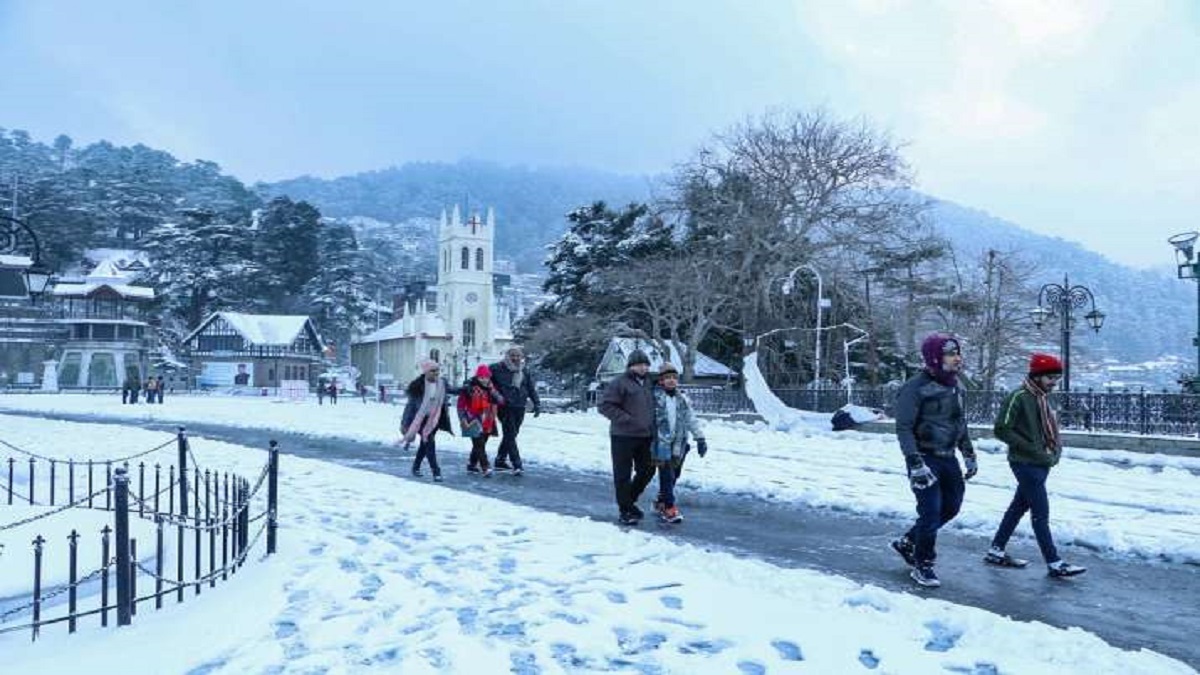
412, 436, 441, 476
906, 455, 966, 564
611, 435, 654, 515
496, 407, 527, 468
655, 460, 678, 508
991, 462, 1059, 563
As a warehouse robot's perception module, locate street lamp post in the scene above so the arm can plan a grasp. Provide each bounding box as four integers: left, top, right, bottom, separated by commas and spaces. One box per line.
841, 323, 870, 403
780, 264, 829, 386
1169, 231, 1200, 391
0, 214, 54, 299
1029, 275, 1105, 393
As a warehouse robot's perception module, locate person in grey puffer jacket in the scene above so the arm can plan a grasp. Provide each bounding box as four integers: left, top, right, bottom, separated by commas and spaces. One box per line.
598, 349, 656, 525
890, 332, 979, 588
650, 362, 707, 524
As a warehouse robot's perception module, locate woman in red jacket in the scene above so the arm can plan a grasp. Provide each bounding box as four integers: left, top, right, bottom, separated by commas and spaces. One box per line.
458, 364, 505, 476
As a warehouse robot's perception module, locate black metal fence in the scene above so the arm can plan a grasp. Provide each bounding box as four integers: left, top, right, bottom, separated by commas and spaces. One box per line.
0, 427, 280, 640
581, 383, 1200, 437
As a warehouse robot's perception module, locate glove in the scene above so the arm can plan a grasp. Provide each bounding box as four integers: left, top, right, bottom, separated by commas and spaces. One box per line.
963, 454, 978, 481
906, 458, 937, 490
696, 438, 708, 458
533, 407, 541, 418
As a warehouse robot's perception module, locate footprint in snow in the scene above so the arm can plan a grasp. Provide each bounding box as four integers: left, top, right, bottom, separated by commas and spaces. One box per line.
659, 596, 683, 610
923, 620, 962, 652
509, 650, 541, 675
858, 648, 880, 669
737, 662, 767, 675
605, 590, 628, 604
771, 639, 804, 661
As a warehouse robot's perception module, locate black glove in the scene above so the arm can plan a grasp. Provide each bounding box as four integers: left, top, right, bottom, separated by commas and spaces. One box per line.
696, 438, 708, 458
963, 454, 978, 481
533, 407, 541, 418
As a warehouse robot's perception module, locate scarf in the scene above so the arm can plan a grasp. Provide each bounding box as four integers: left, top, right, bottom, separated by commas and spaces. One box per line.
404, 377, 446, 443
1022, 377, 1059, 452
507, 359, 525, 390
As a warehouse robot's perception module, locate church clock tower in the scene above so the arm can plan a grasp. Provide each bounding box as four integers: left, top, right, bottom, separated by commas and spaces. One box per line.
436, 205, 495, 379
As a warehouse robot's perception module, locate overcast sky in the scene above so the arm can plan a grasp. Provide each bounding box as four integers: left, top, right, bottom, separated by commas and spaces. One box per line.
2, 0, 1198, 268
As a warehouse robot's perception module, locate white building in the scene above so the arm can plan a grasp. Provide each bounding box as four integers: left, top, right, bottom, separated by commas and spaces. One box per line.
351, 206, 514, 387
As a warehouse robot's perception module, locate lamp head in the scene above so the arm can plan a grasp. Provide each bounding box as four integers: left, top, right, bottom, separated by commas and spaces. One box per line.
1029, 305, 1052, 329
1169, 233, 1199, 276
1084, 308, 1105, 333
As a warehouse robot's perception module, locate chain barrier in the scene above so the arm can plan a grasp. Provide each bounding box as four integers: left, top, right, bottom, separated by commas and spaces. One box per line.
2, 481, 41, 507
0, 558, 115, 623
0, 435, 176, 466
0, 485, 110, 533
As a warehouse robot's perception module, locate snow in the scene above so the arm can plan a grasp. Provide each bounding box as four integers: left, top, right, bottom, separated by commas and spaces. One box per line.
185, 312, 312, 347
0, 412, 1192, 674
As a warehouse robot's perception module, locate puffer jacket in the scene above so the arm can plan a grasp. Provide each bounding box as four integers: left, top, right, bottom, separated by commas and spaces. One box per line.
895, 371, 974, 460
457, 377, 505, 437
994, 386, 1061, 468
652, 387, 704, 462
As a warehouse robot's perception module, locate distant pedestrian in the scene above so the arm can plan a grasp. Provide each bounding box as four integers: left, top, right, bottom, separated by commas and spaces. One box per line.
123, 373, 141, 404
489, 346, 541, 476
650, 362, 707, 524
891, 333, 979, 588
458, 364, 504, 476
984, 353, 1086, 578
401, 360, 455, 482
328, 380, 339, 405
598, 348, 656, 526
357, 380, 368, 403
144, 376, 160, 404
317, 379, 326, 405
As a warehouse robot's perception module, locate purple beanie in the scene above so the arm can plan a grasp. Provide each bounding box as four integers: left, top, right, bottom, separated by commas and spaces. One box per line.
921, 333, 960, 386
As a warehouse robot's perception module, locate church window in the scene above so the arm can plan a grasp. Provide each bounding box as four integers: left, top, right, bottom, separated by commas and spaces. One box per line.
475, 247, 485, 271
430, 348, 440, 363
462, 319, 476, 347
443, 249, 449, 272
461, 247, 470, 270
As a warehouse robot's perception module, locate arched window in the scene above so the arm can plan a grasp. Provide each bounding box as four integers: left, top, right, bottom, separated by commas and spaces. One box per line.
460, 247, 470, 270
430, 348, 440, 363
475, 247, 485, 271
462, 319, 476, 347
443, 249, 449, 273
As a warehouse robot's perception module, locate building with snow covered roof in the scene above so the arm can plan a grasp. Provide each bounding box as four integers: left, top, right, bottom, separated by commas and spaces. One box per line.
595, 336, 736, 385
351, 206, 514, 386
182, 312, 326, 390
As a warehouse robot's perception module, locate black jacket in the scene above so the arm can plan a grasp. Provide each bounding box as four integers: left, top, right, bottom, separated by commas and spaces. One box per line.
598, 371, 656, 438
894, 371, 974, 460
489, 361, 540, 411
401, 375, 456, 436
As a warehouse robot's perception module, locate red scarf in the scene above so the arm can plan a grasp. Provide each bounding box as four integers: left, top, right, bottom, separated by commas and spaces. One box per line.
1022, 377, 1059, 452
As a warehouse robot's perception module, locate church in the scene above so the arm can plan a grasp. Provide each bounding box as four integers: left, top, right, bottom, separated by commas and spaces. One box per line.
350, 206, 514, 387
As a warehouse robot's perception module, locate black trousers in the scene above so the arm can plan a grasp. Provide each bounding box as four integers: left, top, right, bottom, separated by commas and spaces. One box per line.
412, 436, 441, 476
468, 435, 492, 470
496, 407, 527, 468
610, 435, 654, 515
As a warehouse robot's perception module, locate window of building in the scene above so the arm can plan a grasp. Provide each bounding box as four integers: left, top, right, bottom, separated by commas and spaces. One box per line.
462, 319, 476, 347
460, 247, 470, 270
91, 324, 115, 340
59, 352, 82, 387
475, 247, 485, 271
430, 348, 440, 363
88, 352, 117, 387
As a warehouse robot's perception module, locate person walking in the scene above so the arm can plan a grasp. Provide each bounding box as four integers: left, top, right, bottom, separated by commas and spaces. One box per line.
891, 332, 979, 588
458, 364, 505, 477
144, 376, 159, 404
650, 362, 708, 524
489, 346, 541, 476
328, 379, 339, 405
317, 378, 326, 405
598, 348, 657, 526
984, 353, 1087, 578
400, 360, 455, 481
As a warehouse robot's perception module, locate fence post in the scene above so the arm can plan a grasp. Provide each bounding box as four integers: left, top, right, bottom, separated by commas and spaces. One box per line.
28, 457, 35, 504
100, 525, 110, 627
113, 467, 132, 627
7, 457, 13, 505
49, 459, 56, 506
177, 427, 188, 517
1140, 388, 1149, 435
155, 516, 164, 610
32, 534, 45, 640
268, 440, 279, 555
68, 530, 78, 633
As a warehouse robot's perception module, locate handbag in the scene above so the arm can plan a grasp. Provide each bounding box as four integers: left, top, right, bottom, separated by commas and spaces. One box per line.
460, 417, 483, 438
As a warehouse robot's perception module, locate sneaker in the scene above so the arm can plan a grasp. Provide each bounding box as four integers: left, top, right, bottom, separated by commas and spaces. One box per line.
910, 565, 941, 587
652, 499, 666, 516
890, 536, 917, 567
628, 504, 645, 521
618, 512, 640, 526
483, 468, 493, 478
411, 469, 423, 477
512, 467, 524, 476
467, 465, 481, 474
433, 474, 444, 483
662, 505, 683, 524
1047, 561, 1087, 577
984, 548, 1029, 568
494, 460, 512, 471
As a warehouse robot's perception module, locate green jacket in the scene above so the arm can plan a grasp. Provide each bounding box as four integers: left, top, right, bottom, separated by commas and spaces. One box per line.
993, 387, 1061, 467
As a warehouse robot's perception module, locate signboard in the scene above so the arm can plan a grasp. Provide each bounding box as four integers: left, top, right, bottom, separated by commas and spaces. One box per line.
199, 361, 253, 388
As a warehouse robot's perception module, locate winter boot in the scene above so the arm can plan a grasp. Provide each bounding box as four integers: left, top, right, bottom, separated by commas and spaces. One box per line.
628, 504, 644, 521
618, 512, 640, 526
910, 564, 940, 588
891, 536, 917, 567
1047, 561, 1087, 577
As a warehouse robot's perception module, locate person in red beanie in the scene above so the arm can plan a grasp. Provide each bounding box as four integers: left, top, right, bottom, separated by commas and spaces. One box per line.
458, 364, 505, 477
985, 352, 1086, 577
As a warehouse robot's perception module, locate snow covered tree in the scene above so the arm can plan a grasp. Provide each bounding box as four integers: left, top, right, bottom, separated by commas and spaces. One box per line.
304, 220, 373, 357
253, 196, 321, 312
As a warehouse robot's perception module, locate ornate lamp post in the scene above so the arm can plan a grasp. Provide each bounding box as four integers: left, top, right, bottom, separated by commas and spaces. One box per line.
1029, 276, 1105, 392
0, 214, 54, 300
779, 264, 829, 385
1169, 231, 1200, 391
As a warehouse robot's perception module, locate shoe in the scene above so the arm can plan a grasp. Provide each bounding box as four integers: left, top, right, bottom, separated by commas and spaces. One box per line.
512, 467, 523, 476
652, 499, 666, 516
910, 564, 940, 587
494, 460, 512, 471
467, 465, 481, 474
618, 512, 640, 526
891, 536, 917, 567
984, 548, 1029, 568
628, 504, 644, 521
1047, 561, 1087, 577
433, 474, 444, 483
483, 468, 493, 478
662, 505, 683, 524
411, 469, 423, 477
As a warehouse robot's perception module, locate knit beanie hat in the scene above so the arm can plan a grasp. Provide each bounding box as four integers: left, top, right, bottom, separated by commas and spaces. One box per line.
419, 359, 440, 374
627, 349, 651, 368
920, 332, 960, 386
475, 363, 492, 378
658, 361, 679, 378
1028, 353, 1063, 377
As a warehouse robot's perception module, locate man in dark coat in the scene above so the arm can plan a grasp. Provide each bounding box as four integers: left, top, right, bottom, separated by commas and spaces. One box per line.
891, 333, 979, 588
985, 353, 1086, 577
598, 349, 656, 525
489, 346, 541, 475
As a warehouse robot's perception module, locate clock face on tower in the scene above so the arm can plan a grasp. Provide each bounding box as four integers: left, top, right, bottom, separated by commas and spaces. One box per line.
465, 292, 479, 304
